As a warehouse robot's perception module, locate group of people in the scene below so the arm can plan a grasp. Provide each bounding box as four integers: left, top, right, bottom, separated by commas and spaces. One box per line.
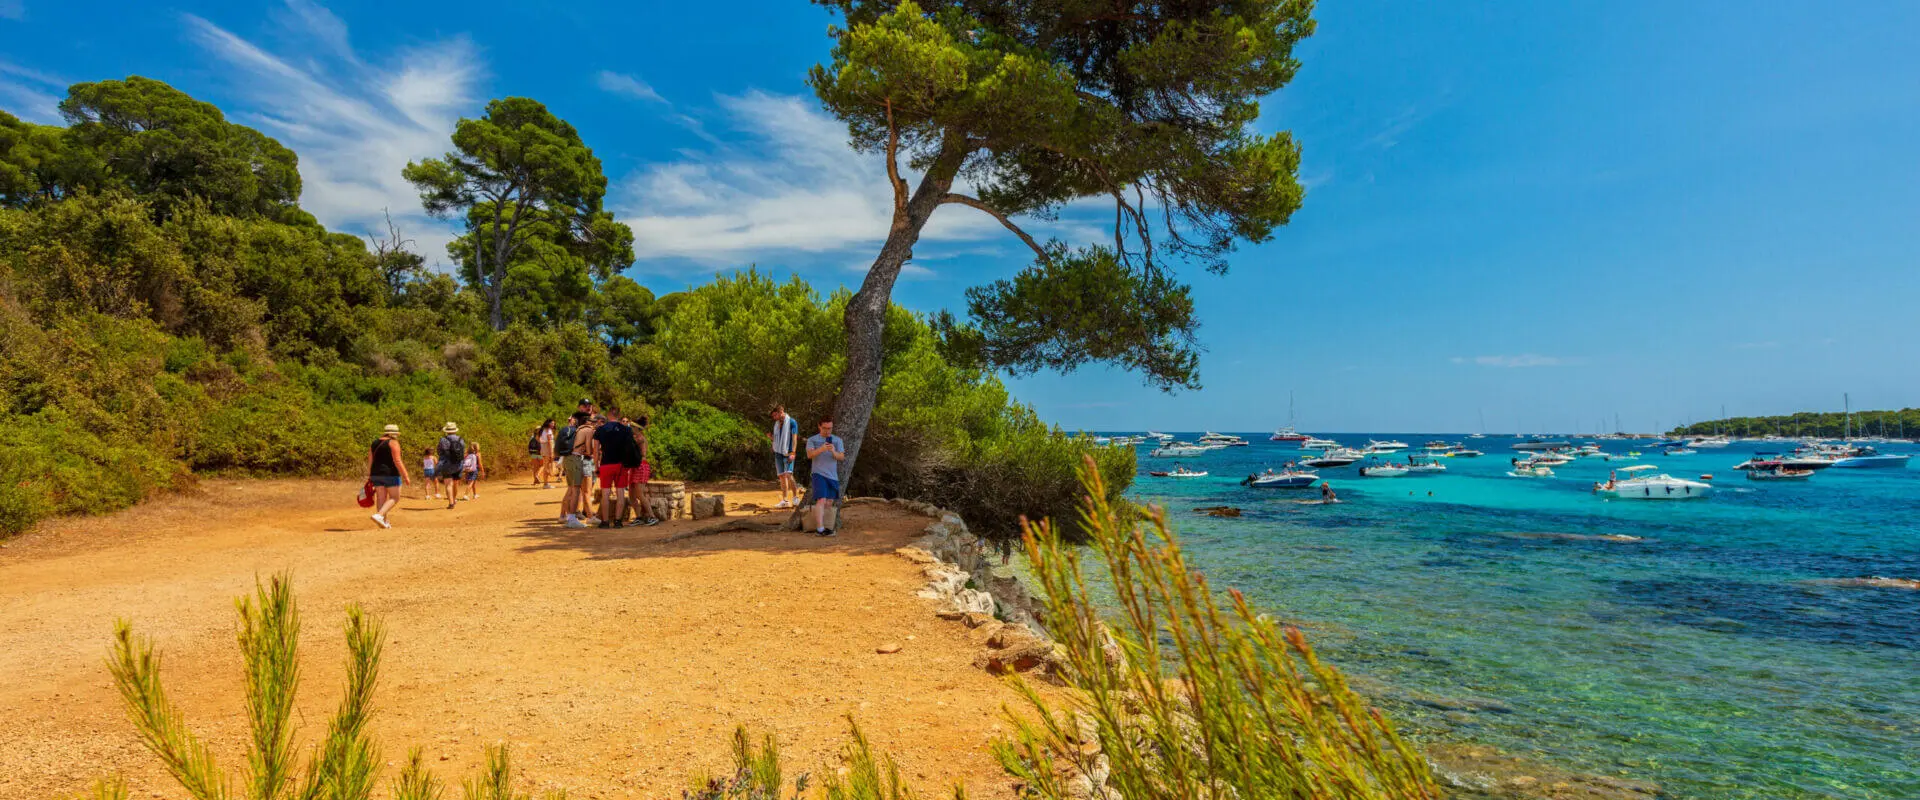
362, 421, 484, 528
362, 399, 848, 535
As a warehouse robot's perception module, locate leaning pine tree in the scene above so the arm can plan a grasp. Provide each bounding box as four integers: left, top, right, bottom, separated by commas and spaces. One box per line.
810, 0, 1314, 486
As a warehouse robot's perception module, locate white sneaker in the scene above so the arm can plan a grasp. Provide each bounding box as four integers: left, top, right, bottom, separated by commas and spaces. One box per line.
564, 516, 588, 529
777, 499, 791, 508
543, 483, 553, 489
371, 514, 391, 529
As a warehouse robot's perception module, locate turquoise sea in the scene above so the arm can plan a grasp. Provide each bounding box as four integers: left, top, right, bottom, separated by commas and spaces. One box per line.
1119, 434, 1920, 799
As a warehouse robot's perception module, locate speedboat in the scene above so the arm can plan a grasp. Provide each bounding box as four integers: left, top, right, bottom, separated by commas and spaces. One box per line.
1358, 462, 1409, 477
1512, 440, 1571, 452
1269, 426, 1311, 444
1302, 448, 1364, 468
1508, 463, 1555, 478
1574, 444, 1605, 457
1664, 447, 1698, 456
1451, 448, 1484, 457
1145, 431, 1175, 442
1595, 465, 1711, 499
1828, 445, 1912, 469
1603, 451, 1641, 462
1528, 452, 1574, 465
1405, 454, 1447, 474
1732, 453, 1783, 471
1150, 444, 1207, 458
1691, 436, 1731, 449
1242, 468, 1320, 488
1366, 439, 1410, 453
1301, 437, 1342, 450
1149, 466, 1208, 478
1747, 465, 1813, 481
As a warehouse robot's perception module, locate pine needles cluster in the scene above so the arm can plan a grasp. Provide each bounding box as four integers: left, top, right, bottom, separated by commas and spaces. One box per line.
79, 573, 566, 800
994, 457, 1443, 800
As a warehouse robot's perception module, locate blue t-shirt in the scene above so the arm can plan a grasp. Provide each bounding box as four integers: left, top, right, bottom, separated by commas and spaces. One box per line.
806, 433, 844, 482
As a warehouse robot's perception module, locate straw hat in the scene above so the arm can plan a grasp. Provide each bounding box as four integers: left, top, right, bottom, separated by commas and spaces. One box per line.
382, 424, 401, 437
442, 422, 459, 434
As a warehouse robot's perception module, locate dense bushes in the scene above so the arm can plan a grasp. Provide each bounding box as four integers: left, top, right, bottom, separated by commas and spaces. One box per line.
651, 270, 1133, 538
649, 401, 765, 480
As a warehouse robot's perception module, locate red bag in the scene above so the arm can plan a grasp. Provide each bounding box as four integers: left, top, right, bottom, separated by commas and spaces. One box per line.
356, 480, 376, 508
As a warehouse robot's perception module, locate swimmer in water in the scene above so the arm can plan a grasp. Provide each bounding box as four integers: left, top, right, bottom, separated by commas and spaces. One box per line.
1320, 482, 1337, 503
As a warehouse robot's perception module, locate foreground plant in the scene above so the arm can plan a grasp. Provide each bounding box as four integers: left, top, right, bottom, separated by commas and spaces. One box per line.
997, 459, 1442, 799
84, 573, 566, 800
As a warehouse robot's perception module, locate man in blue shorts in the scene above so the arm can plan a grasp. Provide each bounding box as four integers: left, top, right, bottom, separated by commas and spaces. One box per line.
770, 405, 800, 508
804, 417, 846, 536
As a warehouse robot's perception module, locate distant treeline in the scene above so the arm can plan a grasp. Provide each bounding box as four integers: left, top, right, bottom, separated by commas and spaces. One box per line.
1674, 410, 1918, 439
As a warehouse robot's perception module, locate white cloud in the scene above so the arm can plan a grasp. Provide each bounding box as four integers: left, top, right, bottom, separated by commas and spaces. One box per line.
0, 58, 63, 123
182, 2, 480, 266
614, 90, 1100, 267
1450, 354, 1573, 368
596, 70, 664, 104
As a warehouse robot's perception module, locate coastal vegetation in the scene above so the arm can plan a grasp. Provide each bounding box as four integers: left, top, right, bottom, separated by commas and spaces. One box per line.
1674, 409, 1919, 439
0, 77, 1123, 537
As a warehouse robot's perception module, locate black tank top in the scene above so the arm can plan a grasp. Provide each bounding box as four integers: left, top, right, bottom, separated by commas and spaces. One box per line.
369, 439, 399, 477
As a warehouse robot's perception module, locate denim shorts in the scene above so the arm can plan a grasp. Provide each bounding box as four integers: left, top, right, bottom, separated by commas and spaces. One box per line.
773, 452, 793, 475
370, 475, 402, 488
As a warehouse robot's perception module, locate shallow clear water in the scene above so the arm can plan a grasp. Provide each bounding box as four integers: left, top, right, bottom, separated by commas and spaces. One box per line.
1121, 434, 1920, 799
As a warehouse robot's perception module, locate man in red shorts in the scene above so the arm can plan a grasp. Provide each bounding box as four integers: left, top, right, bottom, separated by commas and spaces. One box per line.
591, 406, 636, 528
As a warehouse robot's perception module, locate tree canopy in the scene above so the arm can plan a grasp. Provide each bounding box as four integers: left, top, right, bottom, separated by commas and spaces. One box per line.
806, 0, 1314, 485
55, 77, 311, 224
404, 97, 634, 330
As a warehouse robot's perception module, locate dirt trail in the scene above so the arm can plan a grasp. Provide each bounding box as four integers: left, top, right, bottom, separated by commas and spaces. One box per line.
0, 479, 1028, 799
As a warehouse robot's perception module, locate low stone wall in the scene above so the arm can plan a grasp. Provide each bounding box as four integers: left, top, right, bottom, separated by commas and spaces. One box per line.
864, 497, 1059, 678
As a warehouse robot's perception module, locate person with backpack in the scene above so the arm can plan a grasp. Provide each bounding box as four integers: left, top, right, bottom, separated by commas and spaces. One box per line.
436, 422, 466, 509
558, 411, 592, 527
591, 407, 636, 528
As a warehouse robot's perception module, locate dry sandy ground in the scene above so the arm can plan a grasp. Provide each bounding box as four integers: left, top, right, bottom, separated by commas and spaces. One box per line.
0, 478, 1030, 799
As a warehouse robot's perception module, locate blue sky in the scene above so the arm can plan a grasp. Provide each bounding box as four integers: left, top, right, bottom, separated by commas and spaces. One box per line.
4, 0, 1917, 433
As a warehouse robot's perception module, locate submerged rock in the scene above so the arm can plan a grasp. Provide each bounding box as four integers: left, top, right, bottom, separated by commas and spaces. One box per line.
1805, 576, 1920, 591
1427, 742, 1659, 800
1193, 506, 1242, 517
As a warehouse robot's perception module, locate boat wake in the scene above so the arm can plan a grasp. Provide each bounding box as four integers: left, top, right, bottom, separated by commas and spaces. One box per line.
1496, 531, 1646, 543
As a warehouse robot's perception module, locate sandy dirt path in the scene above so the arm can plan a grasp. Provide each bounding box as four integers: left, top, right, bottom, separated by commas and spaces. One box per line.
0, 478, 1028, 799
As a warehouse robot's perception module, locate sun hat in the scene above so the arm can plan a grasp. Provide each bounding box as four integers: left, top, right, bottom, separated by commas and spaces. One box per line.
442, 422, 459, 434
382, 424, 401, 436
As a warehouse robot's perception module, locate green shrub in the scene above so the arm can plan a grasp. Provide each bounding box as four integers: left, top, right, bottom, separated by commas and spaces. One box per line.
649, 401, 764, 480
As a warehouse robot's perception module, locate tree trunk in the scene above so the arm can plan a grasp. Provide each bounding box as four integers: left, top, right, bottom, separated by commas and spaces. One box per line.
487, 241, 509, 331
783, 144, 966, 530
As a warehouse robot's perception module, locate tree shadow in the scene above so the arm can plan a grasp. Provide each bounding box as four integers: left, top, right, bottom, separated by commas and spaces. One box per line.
505, 504, 920, 562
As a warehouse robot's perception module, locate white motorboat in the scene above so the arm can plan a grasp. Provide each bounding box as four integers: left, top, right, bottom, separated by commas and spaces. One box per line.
1595, 465, 1711, 499
1827, 445, 1912, 469
1302, 448, 1365, 468
1197, 432, 1251, 447
1405, 454, 1447, 474
1366, 439, 1410, 453
1301, 437, 1342, 450
1603, 451, 1641, 462
1528, 452, 1574, 465
1664, 448, 1698, 456
1242, 468, 1320, 488
1508, 464, 1555, 478
1358, 463, 1409, 477
1150, 444, 1207, 458
1150, 466, 1208, 478
1145, 431, 1175, 442
1691, 437, 1731, 449
1746, 466, 1813, 481
1451, 448, 1484, 457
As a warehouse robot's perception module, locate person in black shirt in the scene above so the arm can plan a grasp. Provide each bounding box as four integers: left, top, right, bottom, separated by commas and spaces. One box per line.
591, 407, 635, 528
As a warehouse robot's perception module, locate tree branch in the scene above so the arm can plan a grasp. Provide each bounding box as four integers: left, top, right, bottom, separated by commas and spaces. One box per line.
941, 193, 1049, 261
884, 98, 909, 219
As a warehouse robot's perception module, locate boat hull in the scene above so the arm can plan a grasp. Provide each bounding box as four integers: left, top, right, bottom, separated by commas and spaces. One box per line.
1828, 455, 1911, 469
